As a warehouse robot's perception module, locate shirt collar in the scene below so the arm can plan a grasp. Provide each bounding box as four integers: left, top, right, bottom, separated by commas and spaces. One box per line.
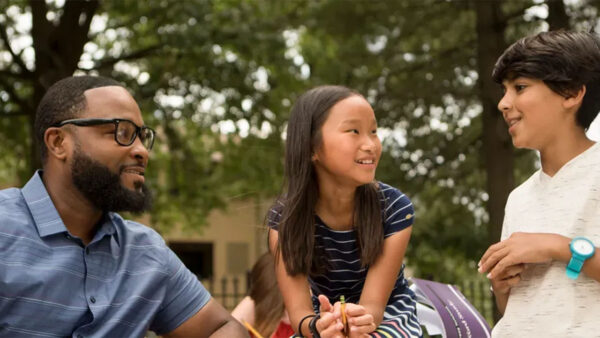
22, 170, 69, 237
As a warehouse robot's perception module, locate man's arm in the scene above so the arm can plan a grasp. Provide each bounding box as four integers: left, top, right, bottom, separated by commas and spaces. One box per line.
164, 298, 249, 338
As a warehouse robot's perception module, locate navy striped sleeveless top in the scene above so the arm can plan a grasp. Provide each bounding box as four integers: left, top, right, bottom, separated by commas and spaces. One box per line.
268, 182, 422, 337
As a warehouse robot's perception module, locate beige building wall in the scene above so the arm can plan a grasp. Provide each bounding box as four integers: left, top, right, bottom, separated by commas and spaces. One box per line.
164, 198, 271, 284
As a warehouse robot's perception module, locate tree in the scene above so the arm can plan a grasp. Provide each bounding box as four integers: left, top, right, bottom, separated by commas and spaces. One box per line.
1, 0, 597, 285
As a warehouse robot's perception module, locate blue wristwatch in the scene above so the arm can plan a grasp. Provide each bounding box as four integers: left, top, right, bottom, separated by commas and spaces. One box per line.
566, 237, 595, 280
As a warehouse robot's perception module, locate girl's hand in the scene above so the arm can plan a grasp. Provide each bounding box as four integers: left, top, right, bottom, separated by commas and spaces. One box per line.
478, 232, 561, 279
317, 295, 344, 338
343, 302, 375, 338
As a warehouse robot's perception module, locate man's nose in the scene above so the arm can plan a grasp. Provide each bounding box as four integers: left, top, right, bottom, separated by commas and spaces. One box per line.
130, 136, 149, 163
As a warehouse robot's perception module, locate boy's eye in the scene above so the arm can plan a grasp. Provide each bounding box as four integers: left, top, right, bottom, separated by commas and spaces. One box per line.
515, 84, 526, 92
371, 129, 377, 135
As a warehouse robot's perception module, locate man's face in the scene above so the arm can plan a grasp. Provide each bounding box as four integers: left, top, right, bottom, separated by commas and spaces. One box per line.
67, 86, 152, 212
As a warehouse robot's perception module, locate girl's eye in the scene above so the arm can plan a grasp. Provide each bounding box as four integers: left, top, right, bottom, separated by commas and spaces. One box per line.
371, 129, 378, 135
348, 129, 359, 134
515, 84, 526, 92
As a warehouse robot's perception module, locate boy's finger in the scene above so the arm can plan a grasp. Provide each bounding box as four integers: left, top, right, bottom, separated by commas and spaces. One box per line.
478, 241, 504, 268
480, 247, 510, 273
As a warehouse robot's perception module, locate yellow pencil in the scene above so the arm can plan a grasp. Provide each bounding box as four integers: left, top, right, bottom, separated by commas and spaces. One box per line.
340, 295, 348, 335
243, 320, 264, 338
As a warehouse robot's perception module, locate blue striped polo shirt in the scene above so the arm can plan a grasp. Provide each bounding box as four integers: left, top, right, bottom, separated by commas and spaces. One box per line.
0, 171, 211, 337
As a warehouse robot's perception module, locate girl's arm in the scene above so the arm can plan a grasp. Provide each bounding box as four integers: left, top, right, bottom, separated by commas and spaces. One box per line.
231, 296, 255, 325
358, 226, 413, 327
268, 228, 343, 338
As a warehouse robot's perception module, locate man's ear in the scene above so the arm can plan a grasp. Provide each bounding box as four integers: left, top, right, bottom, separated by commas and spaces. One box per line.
44, 127, 70, 161
563, 85, 586, 110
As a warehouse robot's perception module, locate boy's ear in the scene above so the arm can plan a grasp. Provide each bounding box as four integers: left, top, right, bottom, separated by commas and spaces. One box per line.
44, 127, 70, 161
563, 85, 586, 110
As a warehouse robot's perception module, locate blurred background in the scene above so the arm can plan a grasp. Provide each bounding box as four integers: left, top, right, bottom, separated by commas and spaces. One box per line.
2, 0, 600, 324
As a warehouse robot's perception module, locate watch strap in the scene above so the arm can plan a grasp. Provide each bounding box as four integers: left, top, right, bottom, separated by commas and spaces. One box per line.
567, 246, 588, 280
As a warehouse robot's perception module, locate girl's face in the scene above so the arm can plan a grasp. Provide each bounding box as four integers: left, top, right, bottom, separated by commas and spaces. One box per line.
498, 77, 573, 151
312, 95, 382, 187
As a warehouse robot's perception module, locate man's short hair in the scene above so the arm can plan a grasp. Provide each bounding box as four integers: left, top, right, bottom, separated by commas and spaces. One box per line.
35, 75, 124, 162
492, 30, 600, 129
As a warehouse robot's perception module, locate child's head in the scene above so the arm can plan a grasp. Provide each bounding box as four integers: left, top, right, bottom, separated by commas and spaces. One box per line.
493, 30, 600, 129
277, 85, 384, 276
285, 85, 381, 187
248, 252, 285, 337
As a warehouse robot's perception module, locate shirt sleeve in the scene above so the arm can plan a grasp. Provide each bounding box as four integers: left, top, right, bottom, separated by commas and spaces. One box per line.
381, 184, 415, 238
267, 201, 284, 230
150, 246, 212, 334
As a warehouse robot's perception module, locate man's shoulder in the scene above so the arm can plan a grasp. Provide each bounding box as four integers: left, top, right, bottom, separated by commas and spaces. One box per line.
0, 187, 31, 221
0, 186, 23, 204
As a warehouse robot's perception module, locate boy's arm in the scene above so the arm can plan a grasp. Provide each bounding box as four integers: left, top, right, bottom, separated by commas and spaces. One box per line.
487, 263, 525, 314
480, 232, 600, 284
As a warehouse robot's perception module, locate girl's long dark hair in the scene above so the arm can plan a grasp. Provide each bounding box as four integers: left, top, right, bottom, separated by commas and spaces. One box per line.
277, 85, 383, 276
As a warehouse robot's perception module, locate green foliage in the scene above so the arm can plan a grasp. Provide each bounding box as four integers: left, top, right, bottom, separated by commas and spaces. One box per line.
0, 0, 596, 284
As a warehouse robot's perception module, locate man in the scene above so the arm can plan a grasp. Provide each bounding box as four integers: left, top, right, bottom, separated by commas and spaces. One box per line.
0, 76, 249, 337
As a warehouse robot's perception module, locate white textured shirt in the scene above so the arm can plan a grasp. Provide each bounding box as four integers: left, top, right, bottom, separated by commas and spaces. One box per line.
492, 142, 600, 337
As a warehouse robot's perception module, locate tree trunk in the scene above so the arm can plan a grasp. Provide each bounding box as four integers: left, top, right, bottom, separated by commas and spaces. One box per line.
474, 0, 515, 322
28, 0, 99, 171
546, 0, 570, 30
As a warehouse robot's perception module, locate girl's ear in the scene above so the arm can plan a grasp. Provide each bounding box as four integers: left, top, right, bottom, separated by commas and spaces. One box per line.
563, 85, 586, 110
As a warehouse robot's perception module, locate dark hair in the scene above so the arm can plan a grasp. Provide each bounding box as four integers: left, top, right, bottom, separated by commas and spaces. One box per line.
35, 75, 124, 163
492, 30, 600, 129
276, 85, 383, 276
248, 252, 285, 337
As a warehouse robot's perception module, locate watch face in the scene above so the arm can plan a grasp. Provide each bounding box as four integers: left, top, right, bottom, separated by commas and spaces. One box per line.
573, 239, 594, 256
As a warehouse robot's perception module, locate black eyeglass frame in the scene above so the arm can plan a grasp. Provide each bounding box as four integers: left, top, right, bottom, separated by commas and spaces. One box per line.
52, 118, 156, 150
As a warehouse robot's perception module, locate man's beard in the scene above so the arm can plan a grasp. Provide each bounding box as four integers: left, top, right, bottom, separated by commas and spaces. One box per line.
71, 151, 152, 213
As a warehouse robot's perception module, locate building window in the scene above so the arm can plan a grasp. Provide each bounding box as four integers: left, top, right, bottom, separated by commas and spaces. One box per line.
169, 241, 214, 279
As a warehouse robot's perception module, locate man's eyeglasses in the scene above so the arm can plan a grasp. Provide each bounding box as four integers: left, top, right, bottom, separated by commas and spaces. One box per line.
52, 118, 156, 150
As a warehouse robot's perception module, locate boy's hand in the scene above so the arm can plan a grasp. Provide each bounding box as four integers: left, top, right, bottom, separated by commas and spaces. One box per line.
317, 295, 345, 338
488, 263, 525, 295
478, 232, 560, 279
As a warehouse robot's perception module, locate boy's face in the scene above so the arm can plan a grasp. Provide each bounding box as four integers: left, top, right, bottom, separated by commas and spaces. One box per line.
498, 77, 573, 151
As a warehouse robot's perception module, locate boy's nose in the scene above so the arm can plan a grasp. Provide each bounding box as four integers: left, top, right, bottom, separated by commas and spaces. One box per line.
497, 94, 512, 115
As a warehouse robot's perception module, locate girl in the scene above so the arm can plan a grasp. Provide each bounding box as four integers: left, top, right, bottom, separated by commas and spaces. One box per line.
268, 85, 421, 338
232, 252, 294, 338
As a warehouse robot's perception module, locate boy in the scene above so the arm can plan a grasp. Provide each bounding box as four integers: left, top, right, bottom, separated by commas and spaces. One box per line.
478, 31, 600, 337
